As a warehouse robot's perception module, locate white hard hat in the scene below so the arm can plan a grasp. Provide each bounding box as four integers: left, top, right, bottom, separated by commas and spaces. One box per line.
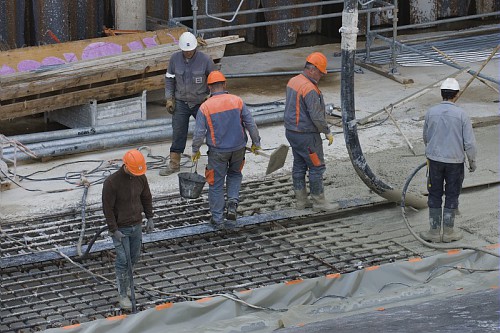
178, 32, 198, 51
440, 78, 460, 91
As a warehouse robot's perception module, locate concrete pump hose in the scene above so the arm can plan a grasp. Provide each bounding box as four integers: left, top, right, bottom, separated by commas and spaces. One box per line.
401, 161, 499, 257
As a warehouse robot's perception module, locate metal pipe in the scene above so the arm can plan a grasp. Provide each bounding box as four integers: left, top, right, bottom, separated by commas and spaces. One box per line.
196, 6, 395, 34
390, 0, 398, 74
2, 110, 286, 162
374, 33, 500, 85
373, 11, 500, 34
191, 0, 198, 35
8, 105, 283, 146
174, 0, 345, 22
225, 68, 341, 78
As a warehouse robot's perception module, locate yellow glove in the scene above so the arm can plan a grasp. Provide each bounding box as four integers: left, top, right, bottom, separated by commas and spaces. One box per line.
326, 133, 334, 146
250, 144, 261, 155
191, 151, 201, 162
166, 98, 175, 114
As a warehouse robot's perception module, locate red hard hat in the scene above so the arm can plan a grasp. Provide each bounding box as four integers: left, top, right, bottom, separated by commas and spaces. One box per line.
306, 52, 328, 74
123, 149, 147, 176
207, 70, 226, 85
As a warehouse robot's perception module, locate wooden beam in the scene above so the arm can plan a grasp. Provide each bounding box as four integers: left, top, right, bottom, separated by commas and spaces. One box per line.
0, 76, 164, 120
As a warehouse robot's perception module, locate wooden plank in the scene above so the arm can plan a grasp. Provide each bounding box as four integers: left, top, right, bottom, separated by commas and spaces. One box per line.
0, 76, 164, 120
0, 36, 242, 101
0, 36, 240, 86
0, 27, 187, 74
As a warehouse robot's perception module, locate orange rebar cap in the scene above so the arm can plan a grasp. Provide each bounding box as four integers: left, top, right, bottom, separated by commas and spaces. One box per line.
306, 52, 328, 74
123, 149, 147, 176
207, 70, 226, 85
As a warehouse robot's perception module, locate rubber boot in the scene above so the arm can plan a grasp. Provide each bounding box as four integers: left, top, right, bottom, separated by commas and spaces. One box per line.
294, 189, 312, 210
311, 193, 338, 212
419, 207, 442, 242
159, 152, 181, 176
442, 208, 462, 242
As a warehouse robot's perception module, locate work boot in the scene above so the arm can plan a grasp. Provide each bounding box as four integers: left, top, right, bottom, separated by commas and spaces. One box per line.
159, 152, 181, 176
442, 208, 462, 242
419, 207, 442, 242
226, 201, 238, 220
209, 217, 224, 229
294, 189, 312, 210
311, 193, 338, 212
118, 295, 132, 310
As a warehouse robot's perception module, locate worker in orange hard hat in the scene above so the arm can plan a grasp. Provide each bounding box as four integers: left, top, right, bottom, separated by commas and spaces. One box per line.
160, 31, 216, 177
283, 52, 337, 212
192, 70, 261, 227
421, 78, 477, 243
102, 149, 154, 310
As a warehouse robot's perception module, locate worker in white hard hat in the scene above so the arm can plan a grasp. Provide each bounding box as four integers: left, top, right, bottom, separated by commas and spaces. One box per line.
160, 31, 216, 176
421, 77, 477, 243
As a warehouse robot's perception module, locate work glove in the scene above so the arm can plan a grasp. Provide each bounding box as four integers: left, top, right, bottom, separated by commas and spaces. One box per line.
113, 230, 125, 241
326, 133, 334, 146
192, 151, 201, 162
166, 98, 175, 114
468, 160, 476, 172
146, 218, 154, 233
250, 144, 261, 155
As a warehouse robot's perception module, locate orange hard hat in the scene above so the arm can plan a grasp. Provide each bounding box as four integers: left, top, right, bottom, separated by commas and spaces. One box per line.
123, 149, 147, 176
306, 52, 328, 74
207, 70, 226, 85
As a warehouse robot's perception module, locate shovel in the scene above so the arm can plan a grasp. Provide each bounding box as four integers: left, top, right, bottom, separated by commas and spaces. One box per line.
246, 144, 289, 175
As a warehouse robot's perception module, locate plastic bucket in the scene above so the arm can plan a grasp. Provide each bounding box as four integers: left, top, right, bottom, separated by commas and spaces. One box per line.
178, 172, 206, 199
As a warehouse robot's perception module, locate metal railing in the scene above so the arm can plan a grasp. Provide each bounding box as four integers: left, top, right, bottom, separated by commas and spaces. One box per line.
164, 0, 499, 75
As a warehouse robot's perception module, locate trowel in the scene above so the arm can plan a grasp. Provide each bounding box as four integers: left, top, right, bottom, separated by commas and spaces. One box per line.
246, 144, 289, 175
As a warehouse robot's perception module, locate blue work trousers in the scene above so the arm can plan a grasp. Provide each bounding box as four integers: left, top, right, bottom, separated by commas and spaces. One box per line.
112, 224, 142, 297
206, 147, 246, 222
427, 159, 464, 210
285, 130, 326, 194
170, 100, 200, 154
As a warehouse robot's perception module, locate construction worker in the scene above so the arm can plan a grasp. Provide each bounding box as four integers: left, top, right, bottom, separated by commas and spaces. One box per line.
284, 52, 336, 212
421, 78, 477, 243
102, 149, 154, 309
191, 70, 261, 226
160, 31, 216, 176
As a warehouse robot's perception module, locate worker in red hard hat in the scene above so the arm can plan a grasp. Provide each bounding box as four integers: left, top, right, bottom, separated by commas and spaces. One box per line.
191, 70, 261, 227
160, 31, 216, 176
102, 149, 154, 310
284, 52, 337, 212
421, 77, 477, 243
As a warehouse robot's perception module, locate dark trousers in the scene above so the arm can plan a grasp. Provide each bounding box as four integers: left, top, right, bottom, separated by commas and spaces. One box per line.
170, 100, 200, 154
427, 159, 464, 209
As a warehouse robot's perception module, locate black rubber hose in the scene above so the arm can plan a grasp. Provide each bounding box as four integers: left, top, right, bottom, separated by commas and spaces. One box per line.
401, 161, 500, 257
74, 225, 109, 261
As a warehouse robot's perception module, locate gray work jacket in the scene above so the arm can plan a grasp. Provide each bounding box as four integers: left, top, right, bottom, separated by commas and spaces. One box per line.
165, 50, 215, 105
423, 101, 477, 163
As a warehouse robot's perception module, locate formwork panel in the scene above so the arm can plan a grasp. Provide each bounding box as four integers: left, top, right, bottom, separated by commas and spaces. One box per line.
47, 91, 147, 128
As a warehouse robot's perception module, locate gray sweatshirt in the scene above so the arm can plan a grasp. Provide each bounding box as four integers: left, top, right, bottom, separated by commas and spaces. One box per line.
423, 101, 477, 164
165, 50, 216, 106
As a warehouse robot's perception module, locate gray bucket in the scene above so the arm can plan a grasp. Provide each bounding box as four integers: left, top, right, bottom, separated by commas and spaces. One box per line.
178, 172, 206, 199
